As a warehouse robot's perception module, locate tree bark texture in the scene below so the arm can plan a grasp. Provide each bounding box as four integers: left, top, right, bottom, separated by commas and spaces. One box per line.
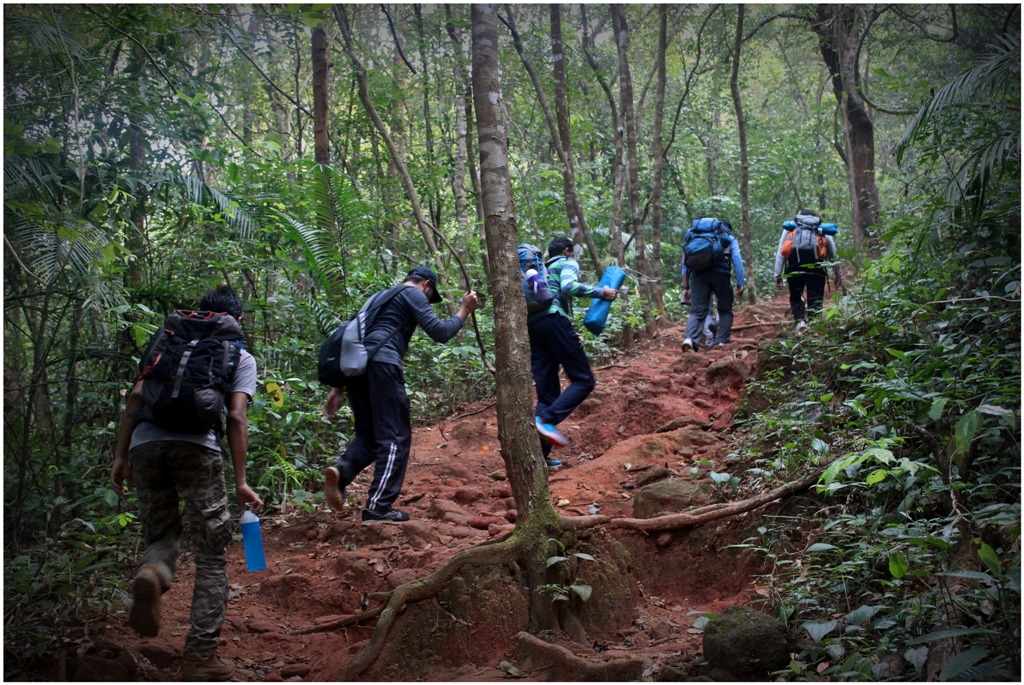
472, 3, 553, 525
612, 5, 656, 338
729, 4, 757, 304
814, 5, 879, 254
311, 26, 330, 165
446, 8, 475, 292
648, 6, 669, 324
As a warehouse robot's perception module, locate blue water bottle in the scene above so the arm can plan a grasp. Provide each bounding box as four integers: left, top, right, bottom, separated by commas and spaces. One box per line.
583, 265, 626, 336
240, 509, 266, 572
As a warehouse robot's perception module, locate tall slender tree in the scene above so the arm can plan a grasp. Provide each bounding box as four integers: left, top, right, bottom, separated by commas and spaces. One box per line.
729, 4, 757, 303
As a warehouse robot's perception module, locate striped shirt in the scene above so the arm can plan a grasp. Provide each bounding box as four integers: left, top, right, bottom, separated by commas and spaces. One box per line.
528, 256, 603, 323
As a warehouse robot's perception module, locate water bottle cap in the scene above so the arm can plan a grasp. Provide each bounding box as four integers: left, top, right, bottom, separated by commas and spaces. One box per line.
525, 268, 538, 278
240, 510, 258, 524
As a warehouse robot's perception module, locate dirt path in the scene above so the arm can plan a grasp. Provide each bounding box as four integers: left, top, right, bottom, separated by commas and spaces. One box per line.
87, 296, 795, 682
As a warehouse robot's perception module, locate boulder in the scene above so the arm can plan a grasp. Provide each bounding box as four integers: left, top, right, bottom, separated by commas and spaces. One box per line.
656, 416, 706, 433
402, 520, 439, 544
705, 358, 751, 388
702, 605, 789, 680
632, 479, 714, 518
635, 467, 673, 488
453, 488, 485, 505
428, 499, 471, 520
451, 419, 487, 442
386, 569, 420, 589
468, 516, 505, 530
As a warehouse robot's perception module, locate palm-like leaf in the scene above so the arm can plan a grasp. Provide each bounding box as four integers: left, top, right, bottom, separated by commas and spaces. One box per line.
3, 16, 90, 66
154, 173, 256, 239
895, 34, 1020, 164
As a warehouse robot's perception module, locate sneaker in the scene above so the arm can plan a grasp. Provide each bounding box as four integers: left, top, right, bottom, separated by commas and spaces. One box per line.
182, 654, 235, 682
682, 338, 698, 352
362, 508, 411, 525
546, 458, 562, 468
535, 417, 569, 448
323, 466, 345, 512
129, 565, 162, 638
795, 320, 807, 331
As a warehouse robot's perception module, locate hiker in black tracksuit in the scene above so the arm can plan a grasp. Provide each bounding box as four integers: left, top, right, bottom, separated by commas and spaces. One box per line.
322, 267, 479, 524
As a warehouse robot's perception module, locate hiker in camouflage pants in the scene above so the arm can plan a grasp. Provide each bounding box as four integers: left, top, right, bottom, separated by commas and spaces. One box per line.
110, 286, 261, 682
131, 441, 233, 657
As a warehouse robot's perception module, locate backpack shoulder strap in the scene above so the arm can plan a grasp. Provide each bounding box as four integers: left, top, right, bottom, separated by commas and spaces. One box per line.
364, 284, 415, 361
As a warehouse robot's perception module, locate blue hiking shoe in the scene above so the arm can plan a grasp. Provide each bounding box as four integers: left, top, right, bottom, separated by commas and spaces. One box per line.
535, 417, 569, 448
545, 458, 562, 468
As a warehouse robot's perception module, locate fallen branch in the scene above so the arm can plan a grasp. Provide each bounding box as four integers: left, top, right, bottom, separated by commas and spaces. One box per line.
606, 471, 821, 532
291, 606, 385, 635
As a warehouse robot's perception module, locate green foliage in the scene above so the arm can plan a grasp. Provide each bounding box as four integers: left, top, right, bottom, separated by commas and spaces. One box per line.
535, 538, 596, 606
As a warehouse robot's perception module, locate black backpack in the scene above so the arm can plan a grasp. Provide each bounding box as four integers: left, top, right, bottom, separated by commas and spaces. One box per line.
136, 311, 242, 434
317, 285, 408, 387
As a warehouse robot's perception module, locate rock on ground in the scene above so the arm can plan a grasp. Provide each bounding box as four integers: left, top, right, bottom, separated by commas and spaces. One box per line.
702, 605, 789, 680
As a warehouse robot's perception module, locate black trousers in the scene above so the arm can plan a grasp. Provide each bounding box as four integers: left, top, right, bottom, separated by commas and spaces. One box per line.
528, 313, 596, 458
786, 267, 827, 322
332, 361, 411, 514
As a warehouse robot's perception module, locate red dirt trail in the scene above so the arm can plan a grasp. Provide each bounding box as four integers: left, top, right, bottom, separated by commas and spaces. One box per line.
73, 295, 796, 681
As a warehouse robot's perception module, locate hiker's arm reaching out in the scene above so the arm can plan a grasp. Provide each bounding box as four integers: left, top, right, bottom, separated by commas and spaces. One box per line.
110, 380, 144, 496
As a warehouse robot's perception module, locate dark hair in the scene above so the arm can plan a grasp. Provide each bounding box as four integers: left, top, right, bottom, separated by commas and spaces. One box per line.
199, 286, 243, 320
547, 236, 573, 258
405, 273, 428, 285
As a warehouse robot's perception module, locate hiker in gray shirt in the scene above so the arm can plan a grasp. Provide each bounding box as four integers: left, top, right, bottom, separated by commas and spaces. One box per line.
323, 266, 479, 524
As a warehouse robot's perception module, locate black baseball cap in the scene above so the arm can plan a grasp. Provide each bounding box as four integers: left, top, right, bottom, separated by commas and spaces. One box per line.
406, 266, 443, 304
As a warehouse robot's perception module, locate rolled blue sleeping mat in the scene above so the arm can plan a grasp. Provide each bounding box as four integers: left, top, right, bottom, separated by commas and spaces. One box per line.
820, 223, 838, 235
583, 265, 626, 336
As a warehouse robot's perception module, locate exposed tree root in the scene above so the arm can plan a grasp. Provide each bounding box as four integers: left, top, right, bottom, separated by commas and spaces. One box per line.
342, 538, 518, 680
341, 471, 820, 678
514, 631, 649, 680
605, 471, 821, 532
291, 606, 385, 635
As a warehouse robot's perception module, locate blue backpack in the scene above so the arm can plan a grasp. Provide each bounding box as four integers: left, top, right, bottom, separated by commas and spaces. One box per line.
683, 218, 731, 271
518, 243, 554, 315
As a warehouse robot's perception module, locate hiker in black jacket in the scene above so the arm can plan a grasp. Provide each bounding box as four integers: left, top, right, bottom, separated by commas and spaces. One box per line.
322, 267, 478, 524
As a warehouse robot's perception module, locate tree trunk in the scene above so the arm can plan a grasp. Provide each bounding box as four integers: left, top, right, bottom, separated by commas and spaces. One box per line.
729, 5, 757, 304
311, 26, 330, 165
472, 0, 558, 548
814, 5, 879, 254
612, 5, 655, 338
415, 5, 443, 232
648, 6, 669, 324
503, 5, 602, 276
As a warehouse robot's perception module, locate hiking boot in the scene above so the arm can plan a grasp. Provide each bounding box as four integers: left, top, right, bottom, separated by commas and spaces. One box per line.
682, 338, 698, 352
323, 466, 345, 512
535, 417, 569, 448
129, 565, 162, 638
182, 654, 235, 682
546, 458, 562, 468
362, 508, 411, 525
